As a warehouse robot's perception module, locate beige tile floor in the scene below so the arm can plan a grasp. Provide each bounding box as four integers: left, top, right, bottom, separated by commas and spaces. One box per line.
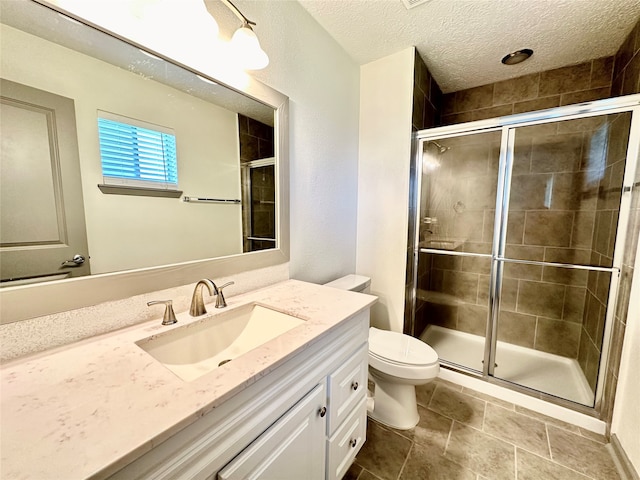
346, 379, 621, 480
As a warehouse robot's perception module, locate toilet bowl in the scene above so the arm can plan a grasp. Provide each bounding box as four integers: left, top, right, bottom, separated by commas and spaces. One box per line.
368, 327, 439, 429
324, 275, 440, 430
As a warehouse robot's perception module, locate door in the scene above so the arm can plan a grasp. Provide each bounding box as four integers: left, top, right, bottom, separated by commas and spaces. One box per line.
415, 130, 503, 373
490, 111, 633, 406
241, 158, 276, 252
217, 383, 326, 480
415, 108, 636, 407
0, 79, 90, 284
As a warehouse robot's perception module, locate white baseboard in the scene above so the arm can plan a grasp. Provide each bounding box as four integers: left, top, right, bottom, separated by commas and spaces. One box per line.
610, 434, 640, 480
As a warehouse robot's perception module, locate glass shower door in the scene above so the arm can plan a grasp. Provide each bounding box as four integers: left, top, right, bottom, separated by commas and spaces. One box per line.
415, 130, 502, 373
491, 112, 632, 406
241, 159, 276, 252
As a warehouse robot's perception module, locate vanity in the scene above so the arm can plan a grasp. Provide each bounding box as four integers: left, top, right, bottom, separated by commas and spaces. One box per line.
0, 280, 376, 479
0, 3, 374, 478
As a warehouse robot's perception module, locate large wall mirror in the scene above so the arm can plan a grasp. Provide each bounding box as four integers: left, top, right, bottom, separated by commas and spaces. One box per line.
0, 0, 289, 323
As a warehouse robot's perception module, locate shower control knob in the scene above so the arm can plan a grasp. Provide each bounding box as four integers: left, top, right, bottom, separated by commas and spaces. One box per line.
318, 406, 327, 418
351, 381, 359, 391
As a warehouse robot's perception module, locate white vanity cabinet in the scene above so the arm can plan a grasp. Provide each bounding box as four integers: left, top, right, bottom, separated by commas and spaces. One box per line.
108, 309, 370, 480
217, 383, 326, 480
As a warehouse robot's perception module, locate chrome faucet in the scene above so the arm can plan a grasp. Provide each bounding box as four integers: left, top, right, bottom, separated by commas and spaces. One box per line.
189, 279, 235, 316
190, 279, 216, 316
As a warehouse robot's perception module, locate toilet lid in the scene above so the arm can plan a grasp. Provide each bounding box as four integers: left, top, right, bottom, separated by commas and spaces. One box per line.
369, 327, 438, 366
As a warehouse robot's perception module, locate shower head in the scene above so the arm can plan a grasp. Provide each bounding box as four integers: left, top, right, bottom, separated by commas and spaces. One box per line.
427, 140, 450, 154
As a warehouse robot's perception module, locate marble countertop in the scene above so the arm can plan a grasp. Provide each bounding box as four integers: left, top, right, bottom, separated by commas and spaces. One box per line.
0, 280, 376, 480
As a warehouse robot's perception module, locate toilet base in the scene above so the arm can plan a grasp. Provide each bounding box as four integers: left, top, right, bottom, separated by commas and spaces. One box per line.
368, 376, 420, 430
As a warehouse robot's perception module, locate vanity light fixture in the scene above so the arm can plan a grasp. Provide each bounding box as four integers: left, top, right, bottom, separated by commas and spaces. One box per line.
219, 0, 269, 70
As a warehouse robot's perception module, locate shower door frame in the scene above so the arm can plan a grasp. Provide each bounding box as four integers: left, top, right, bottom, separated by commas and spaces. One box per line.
409, 93, 640, 414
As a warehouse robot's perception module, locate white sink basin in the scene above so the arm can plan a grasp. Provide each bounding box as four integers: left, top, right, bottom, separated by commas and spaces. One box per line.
136, 303, 305, 381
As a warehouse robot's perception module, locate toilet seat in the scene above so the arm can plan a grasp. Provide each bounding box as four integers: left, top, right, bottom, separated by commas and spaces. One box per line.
367, 327, 440, 430
369, 327, 438, 366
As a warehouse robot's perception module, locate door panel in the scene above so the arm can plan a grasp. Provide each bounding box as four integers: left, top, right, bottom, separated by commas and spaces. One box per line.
416, 130, 502, 372
502, 113, 632, 267
490, 112, 630, 406
0, 79, 90, 283
241, 159, 276, 252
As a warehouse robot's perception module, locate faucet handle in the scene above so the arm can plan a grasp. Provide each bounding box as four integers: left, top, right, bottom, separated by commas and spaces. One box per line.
215, 281, 234, 308
147, 300, 178, 325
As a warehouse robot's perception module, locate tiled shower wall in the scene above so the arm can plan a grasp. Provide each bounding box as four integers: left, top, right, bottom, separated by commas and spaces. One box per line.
440, 57, 614, 126
238, 114, 274, 162
577, 113, 632, 391
412, 51, 442, 131
601, 19, 640, 431
406, 52, 443, 332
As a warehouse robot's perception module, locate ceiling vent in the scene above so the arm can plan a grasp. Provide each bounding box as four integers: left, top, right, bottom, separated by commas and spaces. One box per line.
401, 0, 432, 9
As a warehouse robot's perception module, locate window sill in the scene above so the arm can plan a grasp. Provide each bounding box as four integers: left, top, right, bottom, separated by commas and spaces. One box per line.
97, 184, 183, 198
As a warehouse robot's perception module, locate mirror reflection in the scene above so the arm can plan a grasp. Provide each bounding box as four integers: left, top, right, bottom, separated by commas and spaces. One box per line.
0, 0, 277, 287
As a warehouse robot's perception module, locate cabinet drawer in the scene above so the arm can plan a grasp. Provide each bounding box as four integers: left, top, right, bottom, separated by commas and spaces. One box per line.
327, 345, 368, 434
326, 396, 367, 480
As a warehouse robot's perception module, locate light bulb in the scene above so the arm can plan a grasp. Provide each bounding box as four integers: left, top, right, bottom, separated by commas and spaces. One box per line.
230, 25, 269, 70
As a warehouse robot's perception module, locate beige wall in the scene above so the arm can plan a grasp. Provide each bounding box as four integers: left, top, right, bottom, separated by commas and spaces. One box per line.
357, 48, 415, 332
1, 24, 243, 274
611, 226, 640, 473
609, 18, 640, 470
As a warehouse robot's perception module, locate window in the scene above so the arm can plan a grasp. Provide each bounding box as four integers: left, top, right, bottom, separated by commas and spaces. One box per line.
97, 111, 178, 191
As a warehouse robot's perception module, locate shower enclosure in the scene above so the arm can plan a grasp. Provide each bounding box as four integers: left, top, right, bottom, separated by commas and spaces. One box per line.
407, 95, 640, 410
241, 158, 276, 252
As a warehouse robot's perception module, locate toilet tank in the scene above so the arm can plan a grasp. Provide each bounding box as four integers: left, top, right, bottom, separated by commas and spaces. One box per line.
324, 274, 371, 293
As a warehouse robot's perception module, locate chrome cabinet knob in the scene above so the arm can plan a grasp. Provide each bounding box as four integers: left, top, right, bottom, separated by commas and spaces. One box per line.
318, 406, 327, 418
350, 438, 357, 448
351, 381, 359, 391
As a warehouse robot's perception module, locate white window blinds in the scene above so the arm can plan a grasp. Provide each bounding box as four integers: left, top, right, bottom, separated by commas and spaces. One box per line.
97, 112, 178, 190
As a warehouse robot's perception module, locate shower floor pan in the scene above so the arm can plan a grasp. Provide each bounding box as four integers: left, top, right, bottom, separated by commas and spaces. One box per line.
421, 325, 594, 406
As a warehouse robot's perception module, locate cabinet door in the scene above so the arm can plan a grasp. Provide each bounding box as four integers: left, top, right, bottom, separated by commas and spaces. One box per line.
218, 383, 326, 480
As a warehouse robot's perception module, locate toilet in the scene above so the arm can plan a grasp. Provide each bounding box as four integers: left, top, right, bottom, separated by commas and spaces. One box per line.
324, 275, 440, 430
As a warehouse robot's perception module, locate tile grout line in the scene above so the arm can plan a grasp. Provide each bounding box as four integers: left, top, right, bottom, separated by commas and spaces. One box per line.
480, 399, 487, 432
545, 423, 554, 462
519, 437, 603, 480
395, 442, 414, 480
443, 418, 455, 455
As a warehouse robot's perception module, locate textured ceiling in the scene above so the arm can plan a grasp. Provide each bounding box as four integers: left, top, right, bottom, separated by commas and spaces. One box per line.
297, 0, 640, 93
